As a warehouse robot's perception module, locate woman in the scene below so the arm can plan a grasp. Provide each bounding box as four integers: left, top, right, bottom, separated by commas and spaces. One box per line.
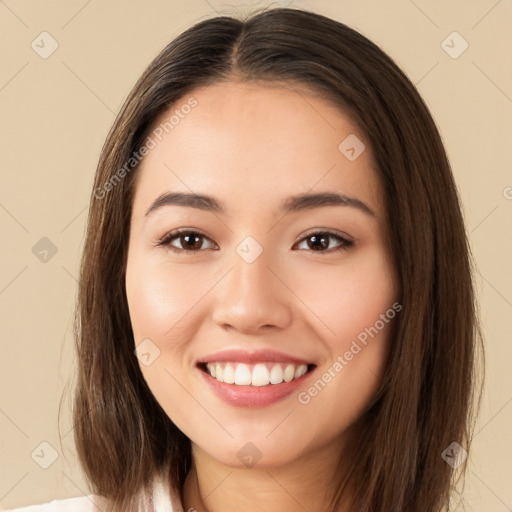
7, 6, 483, 512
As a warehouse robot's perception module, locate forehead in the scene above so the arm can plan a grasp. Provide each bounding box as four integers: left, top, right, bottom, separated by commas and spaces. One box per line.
132, 80, 383, 219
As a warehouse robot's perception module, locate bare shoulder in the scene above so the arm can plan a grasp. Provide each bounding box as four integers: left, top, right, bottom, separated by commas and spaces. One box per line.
1, 494, 107, 512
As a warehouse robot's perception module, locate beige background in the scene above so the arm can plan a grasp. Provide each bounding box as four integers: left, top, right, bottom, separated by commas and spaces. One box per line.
0, 0, 511, 510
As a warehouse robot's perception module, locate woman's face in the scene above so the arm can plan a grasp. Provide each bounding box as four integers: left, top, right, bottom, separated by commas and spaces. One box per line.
125, 80, 399, 468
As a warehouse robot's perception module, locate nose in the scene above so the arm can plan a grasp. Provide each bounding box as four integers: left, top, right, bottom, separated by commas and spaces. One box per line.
212, 247, 292, 334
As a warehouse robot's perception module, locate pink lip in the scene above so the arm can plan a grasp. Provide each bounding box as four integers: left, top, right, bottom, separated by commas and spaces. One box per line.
196, 364, 315, 408
197, 348, 313, 366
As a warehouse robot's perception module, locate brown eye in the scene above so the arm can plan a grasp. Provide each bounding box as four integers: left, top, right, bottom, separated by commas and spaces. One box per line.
294, 231, 354, 253
156, 230, 216, 253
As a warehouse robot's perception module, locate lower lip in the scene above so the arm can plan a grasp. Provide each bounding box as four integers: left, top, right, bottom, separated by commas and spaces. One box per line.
197, 365, 315, 408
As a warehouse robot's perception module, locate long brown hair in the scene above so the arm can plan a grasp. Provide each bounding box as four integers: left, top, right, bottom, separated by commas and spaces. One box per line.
70, 6, 484, 511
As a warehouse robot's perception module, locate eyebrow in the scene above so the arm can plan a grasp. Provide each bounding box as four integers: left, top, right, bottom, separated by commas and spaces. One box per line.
144, 191, 375, 218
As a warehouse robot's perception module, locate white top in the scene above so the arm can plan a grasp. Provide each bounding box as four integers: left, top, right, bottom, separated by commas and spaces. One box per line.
1, 474, 183, 512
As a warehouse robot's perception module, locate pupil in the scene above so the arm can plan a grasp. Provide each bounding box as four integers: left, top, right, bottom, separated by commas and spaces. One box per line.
310, 234, 328, 251
184, 234, 201, 250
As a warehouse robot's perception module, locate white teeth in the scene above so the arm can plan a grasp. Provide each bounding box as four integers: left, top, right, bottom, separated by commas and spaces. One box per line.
223, 363, 235, 384
294, 364, 307, 379
204, 362, 309, 386
234, 363, 252, 385
251, 363, 269, 386
269, 364, 283, 384
283, 364, 295, 382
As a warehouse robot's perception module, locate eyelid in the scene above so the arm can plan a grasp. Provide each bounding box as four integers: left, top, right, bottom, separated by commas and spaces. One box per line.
297, 227, 353, 243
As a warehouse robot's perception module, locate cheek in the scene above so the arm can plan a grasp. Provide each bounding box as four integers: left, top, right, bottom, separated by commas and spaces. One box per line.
292, 247, 397, 410
125, 256, 203, 432
126, 257, 206, 343
296, 246, 398, 347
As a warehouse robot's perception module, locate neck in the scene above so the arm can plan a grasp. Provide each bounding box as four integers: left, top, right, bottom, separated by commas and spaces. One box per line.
181, 437, 355, 512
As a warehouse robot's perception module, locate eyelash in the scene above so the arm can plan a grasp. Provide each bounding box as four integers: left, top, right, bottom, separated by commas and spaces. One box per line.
155, 228, 354, 255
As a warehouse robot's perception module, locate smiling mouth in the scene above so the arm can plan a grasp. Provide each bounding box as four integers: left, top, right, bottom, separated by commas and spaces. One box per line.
197, 361, 316, 387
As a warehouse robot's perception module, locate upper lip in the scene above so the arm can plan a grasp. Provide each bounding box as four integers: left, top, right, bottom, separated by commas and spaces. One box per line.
197, 349, 314, 366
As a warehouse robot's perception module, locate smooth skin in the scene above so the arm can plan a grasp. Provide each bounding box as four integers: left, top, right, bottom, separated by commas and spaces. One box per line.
125, 81, 400, 512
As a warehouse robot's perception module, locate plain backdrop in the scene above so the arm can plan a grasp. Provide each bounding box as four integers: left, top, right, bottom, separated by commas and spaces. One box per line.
0, 0, 511, 510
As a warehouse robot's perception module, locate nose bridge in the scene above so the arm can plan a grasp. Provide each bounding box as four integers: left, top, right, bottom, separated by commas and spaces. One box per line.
212, 237, 291, 331
232, 242, 272, 297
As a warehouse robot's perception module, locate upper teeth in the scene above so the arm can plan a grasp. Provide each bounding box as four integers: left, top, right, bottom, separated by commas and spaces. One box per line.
205, 362, 308, 386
